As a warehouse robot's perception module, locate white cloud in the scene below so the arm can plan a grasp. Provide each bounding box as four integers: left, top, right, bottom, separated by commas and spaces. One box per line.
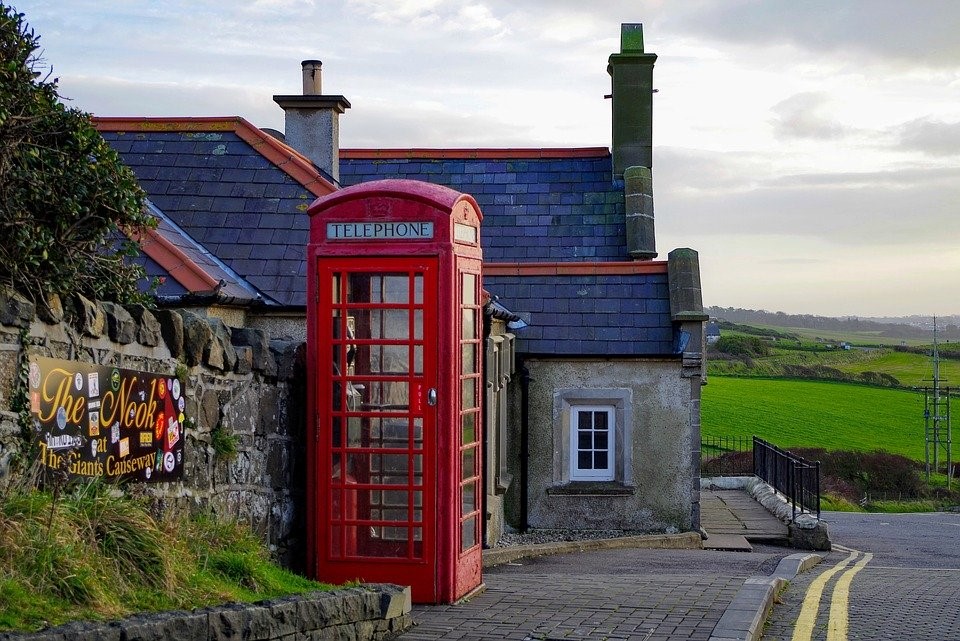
770, 92, 850, 140
13, 0, 960, 315
896, 118, 960, 157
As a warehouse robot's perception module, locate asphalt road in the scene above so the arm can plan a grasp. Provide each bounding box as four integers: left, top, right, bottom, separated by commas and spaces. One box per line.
763, 510, 960, 640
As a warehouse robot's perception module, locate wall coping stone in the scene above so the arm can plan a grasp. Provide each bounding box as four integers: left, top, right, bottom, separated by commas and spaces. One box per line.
0, 584, 412, 641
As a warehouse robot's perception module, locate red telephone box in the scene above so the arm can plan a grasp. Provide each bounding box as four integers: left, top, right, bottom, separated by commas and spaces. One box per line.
306, 179, 484, 603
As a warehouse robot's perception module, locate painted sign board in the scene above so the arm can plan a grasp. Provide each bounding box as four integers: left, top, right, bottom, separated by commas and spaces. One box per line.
326, 221, 434, 240
28, 355, 186, 482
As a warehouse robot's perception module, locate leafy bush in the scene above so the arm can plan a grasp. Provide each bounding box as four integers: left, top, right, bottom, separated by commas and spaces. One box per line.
714, 335, 771, 358
0, 4, 155, 304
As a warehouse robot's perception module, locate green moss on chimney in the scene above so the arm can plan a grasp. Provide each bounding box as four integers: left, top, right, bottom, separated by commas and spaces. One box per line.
621, 23, 645, 53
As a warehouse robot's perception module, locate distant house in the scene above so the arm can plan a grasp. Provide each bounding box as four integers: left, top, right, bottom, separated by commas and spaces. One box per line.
706, 321, 721, 345
97, 23, 707, 544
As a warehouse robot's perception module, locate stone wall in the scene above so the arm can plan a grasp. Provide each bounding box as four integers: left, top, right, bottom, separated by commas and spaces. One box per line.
4, 584, 413, 641
508, 358, 697, 532
0, 289, 308, 568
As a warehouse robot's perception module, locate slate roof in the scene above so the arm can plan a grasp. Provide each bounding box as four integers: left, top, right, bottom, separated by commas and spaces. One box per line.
136, 201, 264, 304
98, 120, 678, 358
96, 117, 335, 307
340, 150, 628, 262
341, 150, 676, 357
484, 264, 675, 356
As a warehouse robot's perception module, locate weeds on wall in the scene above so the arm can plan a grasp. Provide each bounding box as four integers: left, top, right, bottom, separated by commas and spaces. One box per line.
210, 425, 239, 460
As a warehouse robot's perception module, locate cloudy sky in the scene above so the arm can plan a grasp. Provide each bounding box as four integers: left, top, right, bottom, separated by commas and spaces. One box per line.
13, 0, 960, 317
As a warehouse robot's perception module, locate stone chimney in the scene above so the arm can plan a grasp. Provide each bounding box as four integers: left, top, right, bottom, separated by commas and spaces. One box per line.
608, 24, 658, 260
273, 60, 351, 182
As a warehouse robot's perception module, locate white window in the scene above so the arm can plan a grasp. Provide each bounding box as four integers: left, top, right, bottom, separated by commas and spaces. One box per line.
552, 388, 632, 489
569, 405, 615, 481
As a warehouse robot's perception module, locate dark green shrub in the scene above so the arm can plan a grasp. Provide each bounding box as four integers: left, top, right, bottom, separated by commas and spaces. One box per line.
715, 335, 771, 358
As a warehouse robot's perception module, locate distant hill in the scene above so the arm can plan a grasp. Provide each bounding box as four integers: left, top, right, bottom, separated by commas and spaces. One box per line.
706, 307, 960, 341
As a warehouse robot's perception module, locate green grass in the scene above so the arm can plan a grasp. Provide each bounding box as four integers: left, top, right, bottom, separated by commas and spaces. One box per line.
0, 480, 330, 632
820, 494, 865, 512
830, 350, 960, 387
708, 343, 960, 389
864, 499, 944, 513
702, 377, 930, 461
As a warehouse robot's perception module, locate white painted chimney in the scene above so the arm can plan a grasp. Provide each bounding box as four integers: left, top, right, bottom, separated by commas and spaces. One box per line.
273, 60, 350, 182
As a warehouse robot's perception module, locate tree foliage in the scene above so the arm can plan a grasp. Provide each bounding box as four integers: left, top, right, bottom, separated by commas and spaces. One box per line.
0, 4, 155, 305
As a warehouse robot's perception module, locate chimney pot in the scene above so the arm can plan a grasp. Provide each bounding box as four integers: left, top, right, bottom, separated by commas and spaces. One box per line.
302, 60, 322, 95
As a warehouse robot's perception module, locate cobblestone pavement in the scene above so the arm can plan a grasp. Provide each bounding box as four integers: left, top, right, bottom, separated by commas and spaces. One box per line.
400, 546, 793, 641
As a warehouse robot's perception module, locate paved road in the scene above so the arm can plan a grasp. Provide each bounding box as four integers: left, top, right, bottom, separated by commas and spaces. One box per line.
401, 545, 793, 641
763, 511, 960, 640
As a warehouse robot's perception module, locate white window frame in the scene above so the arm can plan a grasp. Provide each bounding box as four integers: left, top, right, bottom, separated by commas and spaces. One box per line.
569, 405, 615, 481
552, 388, 633, 487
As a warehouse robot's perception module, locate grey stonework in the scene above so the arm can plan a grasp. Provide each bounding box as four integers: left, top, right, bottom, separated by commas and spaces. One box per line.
0, 584, 412, 641
100, 301, 137, 345
0, 290, 309, 569
509, 358, 699, 533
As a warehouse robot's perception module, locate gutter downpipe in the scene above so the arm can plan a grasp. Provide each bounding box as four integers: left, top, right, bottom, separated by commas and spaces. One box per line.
519, 357, 531, 533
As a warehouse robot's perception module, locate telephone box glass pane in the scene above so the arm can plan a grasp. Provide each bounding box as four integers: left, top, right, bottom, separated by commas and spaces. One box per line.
462, 448, 475, 480
462, 481, 476, 516
461, 378, 476, 409
461, 412, 475, 444
363, 381, 408, 411
331, 274, 341, 304
414, 275, 423, 303
461, 309, 476, 341
413, 418, 423, 447
347, 274, 410, 304
461, 344, 476, 375
331, 416, 343, 447
413, 310, 423, 339
462, 274, 476, 305
461, 516, 477, 551
369, 345, 409, 374
413, 346, 423, 375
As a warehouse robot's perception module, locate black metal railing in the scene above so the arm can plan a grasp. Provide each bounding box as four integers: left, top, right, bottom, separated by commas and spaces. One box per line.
752, 436, 821, 519
701, 436, 753, 476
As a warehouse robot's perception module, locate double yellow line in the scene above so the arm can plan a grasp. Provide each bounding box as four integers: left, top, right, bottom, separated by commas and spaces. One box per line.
792, 545, 873, 641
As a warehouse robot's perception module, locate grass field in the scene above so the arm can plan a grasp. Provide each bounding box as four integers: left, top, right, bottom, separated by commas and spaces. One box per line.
701, 376, 933, 461
831, 350, 960, 387
708, 341, 960, 388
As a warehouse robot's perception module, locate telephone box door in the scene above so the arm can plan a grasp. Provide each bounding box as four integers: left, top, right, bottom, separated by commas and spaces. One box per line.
316, 256, 438, 599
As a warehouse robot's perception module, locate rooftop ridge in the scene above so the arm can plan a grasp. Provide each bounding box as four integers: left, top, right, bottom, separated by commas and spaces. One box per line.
484, 261, 667, 276
340, 147, 610, 160
127, 214, 219, 293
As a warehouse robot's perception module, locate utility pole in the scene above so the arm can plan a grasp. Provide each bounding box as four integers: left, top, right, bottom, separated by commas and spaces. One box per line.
924, 317, 952, 488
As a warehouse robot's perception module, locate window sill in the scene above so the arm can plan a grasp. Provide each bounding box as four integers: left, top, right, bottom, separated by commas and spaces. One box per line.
547, 482, 635, 497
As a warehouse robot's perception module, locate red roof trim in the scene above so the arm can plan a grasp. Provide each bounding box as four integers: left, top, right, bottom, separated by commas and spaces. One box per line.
93, 117, 336, 197
341, 148, 610, 160
127, 225, 219, 292
483, 261, 668, 276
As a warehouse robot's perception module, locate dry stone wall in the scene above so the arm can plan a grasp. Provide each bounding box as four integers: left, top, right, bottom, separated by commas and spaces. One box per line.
0, 288, 309, 568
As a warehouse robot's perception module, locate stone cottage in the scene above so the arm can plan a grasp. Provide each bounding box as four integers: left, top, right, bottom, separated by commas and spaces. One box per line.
96, 23, 707, 550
